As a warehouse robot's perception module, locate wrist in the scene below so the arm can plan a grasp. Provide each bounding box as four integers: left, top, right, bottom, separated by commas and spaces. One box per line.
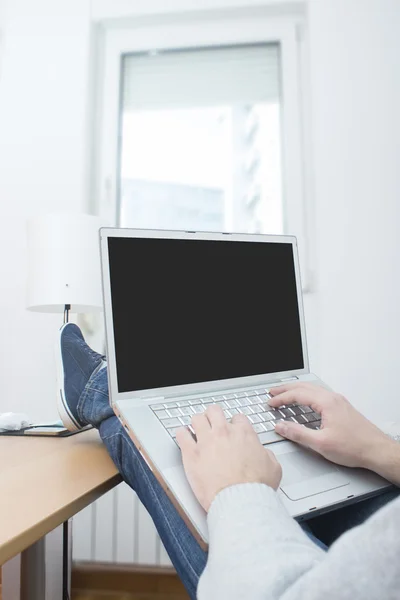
362, 436, 400, 483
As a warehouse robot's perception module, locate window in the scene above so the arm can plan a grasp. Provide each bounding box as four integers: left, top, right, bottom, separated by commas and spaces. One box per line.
96, 13, 309, 286
119, 44, 282, 235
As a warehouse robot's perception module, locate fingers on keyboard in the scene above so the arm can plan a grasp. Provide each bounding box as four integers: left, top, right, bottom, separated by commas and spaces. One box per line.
151, 390, 321, 440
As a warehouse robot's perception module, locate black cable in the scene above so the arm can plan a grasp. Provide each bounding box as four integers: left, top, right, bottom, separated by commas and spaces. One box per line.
63, 304, 71, 324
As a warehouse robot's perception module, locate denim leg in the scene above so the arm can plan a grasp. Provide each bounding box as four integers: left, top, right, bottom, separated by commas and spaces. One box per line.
77, 366, 115, 427
77, 367, 206, 599
300, 522, 328, 551
307, 487, 399, 546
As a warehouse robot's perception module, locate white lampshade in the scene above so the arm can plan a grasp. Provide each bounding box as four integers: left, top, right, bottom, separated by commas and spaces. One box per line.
26, 213, 105, 313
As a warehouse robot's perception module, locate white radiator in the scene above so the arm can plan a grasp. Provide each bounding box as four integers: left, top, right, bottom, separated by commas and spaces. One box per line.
72, 483, 172, 566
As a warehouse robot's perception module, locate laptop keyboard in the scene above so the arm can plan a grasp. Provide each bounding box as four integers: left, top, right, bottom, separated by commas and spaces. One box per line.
150, 387, 321, 446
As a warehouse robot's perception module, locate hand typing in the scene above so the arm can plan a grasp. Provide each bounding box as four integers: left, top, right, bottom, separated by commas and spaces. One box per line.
176, 404, 282, 512
270, 383, 393, 470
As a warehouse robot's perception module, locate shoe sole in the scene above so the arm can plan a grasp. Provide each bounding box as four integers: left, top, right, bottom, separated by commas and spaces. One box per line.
55, 324, 82, 432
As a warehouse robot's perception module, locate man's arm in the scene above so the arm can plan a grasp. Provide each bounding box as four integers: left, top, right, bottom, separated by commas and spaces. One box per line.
176, 385, 399, 599
268, 383, 400, 486
364, 438, 400, 485
197, 482, 400, 600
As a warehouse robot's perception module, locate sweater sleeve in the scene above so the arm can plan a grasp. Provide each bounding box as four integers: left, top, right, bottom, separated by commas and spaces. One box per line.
197, 483, 400, 600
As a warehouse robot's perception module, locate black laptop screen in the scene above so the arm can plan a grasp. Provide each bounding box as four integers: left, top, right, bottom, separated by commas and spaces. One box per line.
107, 236, 304, 393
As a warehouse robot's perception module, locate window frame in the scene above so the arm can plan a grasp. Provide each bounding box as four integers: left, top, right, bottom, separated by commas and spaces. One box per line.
94, 12, 311, 289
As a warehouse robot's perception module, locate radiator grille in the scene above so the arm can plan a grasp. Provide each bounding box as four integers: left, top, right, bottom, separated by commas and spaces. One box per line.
72, 484, 172, 566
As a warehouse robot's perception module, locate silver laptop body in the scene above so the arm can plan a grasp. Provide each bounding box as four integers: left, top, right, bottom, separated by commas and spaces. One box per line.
100, 228, 390, 548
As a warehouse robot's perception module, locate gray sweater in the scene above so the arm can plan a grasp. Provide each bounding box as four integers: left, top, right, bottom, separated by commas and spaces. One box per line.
198, 483, 399, 600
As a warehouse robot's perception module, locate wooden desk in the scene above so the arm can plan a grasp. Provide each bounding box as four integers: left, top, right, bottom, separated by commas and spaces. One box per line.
0, 429, 122, 598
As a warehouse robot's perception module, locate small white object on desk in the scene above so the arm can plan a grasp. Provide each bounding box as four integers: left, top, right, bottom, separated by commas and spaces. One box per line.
0, 412, 31, 432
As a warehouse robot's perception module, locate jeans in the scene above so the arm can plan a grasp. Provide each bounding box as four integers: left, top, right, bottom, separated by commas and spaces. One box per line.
78, 366, 398, 600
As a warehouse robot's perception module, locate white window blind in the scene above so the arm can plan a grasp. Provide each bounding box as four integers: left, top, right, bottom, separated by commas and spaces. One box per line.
122, 43, 280, 110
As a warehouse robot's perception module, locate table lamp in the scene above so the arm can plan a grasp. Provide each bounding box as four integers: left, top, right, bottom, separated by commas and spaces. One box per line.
26, 213, 105, 323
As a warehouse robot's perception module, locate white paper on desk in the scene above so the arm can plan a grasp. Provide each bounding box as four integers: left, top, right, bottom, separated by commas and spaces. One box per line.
0, 412, 32, 432
30, 419, 64, 428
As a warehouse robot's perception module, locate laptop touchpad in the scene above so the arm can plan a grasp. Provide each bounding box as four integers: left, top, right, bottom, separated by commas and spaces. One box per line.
279, 451, 350, 501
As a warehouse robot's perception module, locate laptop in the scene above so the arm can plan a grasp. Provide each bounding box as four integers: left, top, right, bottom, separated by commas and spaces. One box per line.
100, 228, 390, 549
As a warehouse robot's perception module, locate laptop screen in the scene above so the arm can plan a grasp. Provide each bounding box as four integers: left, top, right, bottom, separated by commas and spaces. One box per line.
107, 236, 304, 393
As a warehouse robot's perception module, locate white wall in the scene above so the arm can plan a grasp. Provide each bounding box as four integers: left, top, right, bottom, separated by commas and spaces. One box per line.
92, 0, 304, 21
308, 0, 400, 420
0, 0, 92, 420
